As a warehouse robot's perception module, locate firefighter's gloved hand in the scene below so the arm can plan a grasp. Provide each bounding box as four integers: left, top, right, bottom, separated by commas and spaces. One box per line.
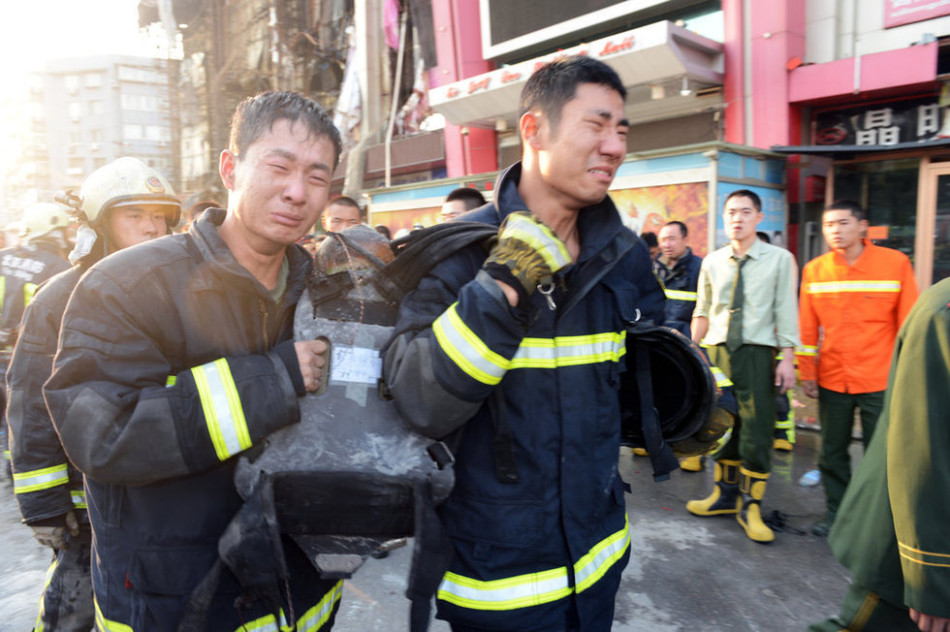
29, 510, 80, 550
483, 212, 572, 308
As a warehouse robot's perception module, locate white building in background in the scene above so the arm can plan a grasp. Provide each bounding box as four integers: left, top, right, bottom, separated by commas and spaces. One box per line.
23, 55, 176, 201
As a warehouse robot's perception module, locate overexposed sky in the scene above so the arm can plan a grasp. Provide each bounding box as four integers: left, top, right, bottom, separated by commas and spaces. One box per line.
0, 0, 166, 175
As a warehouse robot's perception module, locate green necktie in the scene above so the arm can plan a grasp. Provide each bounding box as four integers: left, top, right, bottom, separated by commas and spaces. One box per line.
725, 256, 747, 353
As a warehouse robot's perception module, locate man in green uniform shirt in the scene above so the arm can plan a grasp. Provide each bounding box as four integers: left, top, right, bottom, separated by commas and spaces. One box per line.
809, 278, 950, 632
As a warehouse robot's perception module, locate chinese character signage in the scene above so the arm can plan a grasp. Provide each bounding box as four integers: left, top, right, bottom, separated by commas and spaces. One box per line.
814, 98, 948, 147
884, 0, 950, 29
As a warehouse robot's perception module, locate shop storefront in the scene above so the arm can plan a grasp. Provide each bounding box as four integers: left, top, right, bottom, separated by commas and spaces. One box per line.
777, 94, 950, 288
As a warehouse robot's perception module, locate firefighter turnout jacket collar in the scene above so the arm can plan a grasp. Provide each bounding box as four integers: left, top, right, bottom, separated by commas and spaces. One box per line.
384, 163, 666, 630
44, 209, 342, 630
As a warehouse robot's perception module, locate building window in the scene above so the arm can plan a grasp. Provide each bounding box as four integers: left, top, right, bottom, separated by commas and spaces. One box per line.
65, 75, 80, 95
123, 124, 145, 140
90, 129, 103, 143
68, 102, 82, 123
67, 157, 84, 176
93, 157, 107, 170
85, 73, 103, 89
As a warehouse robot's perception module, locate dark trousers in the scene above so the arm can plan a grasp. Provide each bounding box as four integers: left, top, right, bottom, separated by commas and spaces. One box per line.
709, 344, 776, 473
807, 581, 918, 631
818, 388, 884, 513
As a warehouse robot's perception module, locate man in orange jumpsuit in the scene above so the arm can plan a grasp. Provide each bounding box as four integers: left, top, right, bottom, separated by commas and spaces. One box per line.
796, 199, 918, 537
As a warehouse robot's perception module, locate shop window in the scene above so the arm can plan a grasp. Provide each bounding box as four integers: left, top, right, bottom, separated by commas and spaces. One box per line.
834, 158, 918, 261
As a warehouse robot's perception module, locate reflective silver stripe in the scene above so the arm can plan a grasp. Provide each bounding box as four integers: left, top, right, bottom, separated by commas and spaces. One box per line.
510, 333, 625, 369
710, 367, 733, 388
664, 289, 697, 301
797, 345, 818, 357
235, 580, 343, 632
71, 489, 87, 509
504, 214, 572, 271
433, 303, 510, 385
191, 358, 252, 461
574, 516, 631, 593
806, 280, 901, 294
13, 463, 69, 494
438, 566, 571, 611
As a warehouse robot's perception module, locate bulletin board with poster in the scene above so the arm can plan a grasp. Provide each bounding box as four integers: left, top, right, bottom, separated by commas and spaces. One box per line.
610, 182, 710, 257
715, 183, 786, 250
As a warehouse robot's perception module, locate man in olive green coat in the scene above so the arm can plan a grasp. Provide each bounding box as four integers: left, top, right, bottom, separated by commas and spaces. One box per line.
809, 278, 949, 632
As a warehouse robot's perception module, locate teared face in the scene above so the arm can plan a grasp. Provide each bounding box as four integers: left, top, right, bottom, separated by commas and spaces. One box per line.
822, 209, 865, 252
723, 195, 762, 244
220, 118, 336, 254
106, 204, 168, 251
322, 202, 361, 232
533, 82, 629, 210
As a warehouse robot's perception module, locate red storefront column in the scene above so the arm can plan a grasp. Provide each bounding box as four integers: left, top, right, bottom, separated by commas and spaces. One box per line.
429, 0, 498, 177
722, 0, 805, 149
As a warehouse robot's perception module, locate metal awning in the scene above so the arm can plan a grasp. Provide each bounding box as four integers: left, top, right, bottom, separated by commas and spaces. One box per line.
428, 20, 724, 130
771, 138, 950, 159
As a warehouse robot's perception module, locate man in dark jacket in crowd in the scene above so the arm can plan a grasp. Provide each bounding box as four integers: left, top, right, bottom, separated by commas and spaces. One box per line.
7, 157, 179, 631
0, 203, 71, 481
654, 220, 702, 336
45, 91, 343, 630
383, 56, 664, 631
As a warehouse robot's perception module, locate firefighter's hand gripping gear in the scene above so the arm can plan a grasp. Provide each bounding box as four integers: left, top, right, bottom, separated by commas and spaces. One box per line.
295, 338, 330, 393
483, 212, 572, 309
29, 510, 79, 550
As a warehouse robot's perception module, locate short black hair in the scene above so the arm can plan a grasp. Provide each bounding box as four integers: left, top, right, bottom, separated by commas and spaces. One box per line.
756, 231, 771, 244
641, 231, 658, 247
229, 91, 342, 169
326, 195, 363, 218
445, 187, 486, 212
662, 220, 688, 238
519, 56, 626, 131
724, 189, 762, 212
825, 199, 865, 222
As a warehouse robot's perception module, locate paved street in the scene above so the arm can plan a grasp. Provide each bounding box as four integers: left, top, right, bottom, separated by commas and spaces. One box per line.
0, 425, 852, 631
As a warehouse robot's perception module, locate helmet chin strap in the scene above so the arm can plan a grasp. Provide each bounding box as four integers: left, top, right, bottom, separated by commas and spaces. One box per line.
68, 225, 101, 264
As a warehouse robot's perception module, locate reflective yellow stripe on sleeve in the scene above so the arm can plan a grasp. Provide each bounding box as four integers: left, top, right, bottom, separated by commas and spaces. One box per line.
438, 517, 630, 611
433, 303, 510, 385
797, 345, 818, 357
438, 566, 571, 611
664, 289, 697, 301
94, 596, 134, 632
191, 358, 252, 461
574, 515, 631, 593
710, 366, 733, 388
24, 282, 38, 306
71, 489, 87, 510
13, 463, 69, 494
806, 280, 901, 294
510, 332, 626, 369
235, 580, 343, 632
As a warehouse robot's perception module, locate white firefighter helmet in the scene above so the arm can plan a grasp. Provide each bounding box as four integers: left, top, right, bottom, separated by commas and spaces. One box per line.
76, 157, 180, 228
19, 202, 70, 245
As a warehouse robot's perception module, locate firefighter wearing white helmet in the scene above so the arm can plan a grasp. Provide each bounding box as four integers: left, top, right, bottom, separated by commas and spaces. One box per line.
6, 157, 180, 631
62, 156, 180, 263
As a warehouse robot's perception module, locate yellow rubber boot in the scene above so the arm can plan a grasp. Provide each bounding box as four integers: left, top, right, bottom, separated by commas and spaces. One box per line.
737, 467, 775, 543
679, 455, 704, 472
686, 459, 740, 516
